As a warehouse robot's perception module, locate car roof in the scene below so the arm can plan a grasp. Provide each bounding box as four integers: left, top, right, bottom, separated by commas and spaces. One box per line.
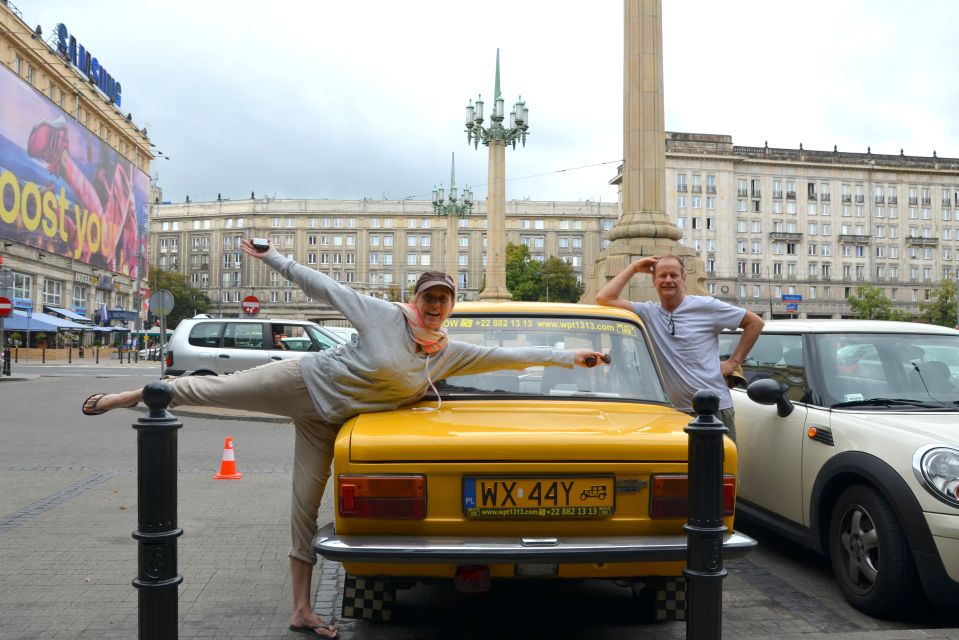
756, 319, 959, 335
451, 301, 641, 321
183, 317, 318, 324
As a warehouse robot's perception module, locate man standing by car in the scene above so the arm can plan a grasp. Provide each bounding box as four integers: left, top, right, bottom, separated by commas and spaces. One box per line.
596, 254, 763, 440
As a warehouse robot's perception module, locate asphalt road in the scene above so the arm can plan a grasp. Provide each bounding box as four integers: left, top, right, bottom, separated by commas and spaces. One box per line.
1, 362, 957, 639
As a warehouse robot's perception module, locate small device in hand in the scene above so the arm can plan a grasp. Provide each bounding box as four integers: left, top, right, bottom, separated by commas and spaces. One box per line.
584, 353, 612, 367
251, 238, 270, 251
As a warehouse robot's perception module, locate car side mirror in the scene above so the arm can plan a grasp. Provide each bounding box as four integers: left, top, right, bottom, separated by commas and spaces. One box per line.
746, 377, 794, 418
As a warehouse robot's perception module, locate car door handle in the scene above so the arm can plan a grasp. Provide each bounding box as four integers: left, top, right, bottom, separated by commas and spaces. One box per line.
218, 354, 230, 358
271, 356, 283, 360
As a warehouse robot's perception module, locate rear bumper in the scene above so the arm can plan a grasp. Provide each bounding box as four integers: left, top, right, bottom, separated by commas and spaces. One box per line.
313, 522, 757, 564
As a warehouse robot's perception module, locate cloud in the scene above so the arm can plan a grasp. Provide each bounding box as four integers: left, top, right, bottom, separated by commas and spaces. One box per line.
22, 0, 959, 205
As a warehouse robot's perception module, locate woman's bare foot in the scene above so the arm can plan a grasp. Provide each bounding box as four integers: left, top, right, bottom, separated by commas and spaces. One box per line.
81, 390, 141, 415
289, 610, 338, 638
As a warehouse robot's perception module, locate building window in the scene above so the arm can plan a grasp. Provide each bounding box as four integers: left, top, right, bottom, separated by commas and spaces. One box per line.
42, 279, 62, 306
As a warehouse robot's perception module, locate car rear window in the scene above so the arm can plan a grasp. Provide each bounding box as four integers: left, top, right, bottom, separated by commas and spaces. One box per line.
188, 322, 224, 347
438, 314, 669, 403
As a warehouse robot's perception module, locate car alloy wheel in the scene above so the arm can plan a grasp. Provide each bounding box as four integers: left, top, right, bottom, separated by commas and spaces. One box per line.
828, 484, 919, 617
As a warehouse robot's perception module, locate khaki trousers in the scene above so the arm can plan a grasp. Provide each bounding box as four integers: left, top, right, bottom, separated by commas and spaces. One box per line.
168, 359, 337, 565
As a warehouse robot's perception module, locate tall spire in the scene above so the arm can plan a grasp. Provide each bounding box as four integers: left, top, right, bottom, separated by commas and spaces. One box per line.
450, 152, 456, 190
494, 48, 501, 101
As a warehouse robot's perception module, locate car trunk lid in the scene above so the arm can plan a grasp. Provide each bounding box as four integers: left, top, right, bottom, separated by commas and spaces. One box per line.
347, 400, 692, 463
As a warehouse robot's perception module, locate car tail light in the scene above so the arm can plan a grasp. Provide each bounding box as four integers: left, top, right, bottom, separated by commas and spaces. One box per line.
338, 474, 426, 519
650, 474, 736, 519
165, 350, 173, 367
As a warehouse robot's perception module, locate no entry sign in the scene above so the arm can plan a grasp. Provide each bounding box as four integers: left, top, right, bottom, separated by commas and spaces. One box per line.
242, 295, 260, 315
0, 296, 12, 318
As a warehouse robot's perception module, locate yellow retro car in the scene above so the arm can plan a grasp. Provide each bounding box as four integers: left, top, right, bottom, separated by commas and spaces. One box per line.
314, 302, 755, 621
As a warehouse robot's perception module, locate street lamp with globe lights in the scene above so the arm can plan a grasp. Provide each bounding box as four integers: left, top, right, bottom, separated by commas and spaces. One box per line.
432, 153, 473, 294
464, 48, 529, 301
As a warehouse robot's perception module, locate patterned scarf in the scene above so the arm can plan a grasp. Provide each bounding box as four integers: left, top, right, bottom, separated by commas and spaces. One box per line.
395, 302, 448, 354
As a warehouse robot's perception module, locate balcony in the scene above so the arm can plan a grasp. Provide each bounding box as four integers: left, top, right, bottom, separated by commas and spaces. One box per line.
786, 191, 796, 200
821, 193, 831, 202
751, 190, 762, 199
922, 198, 932, 206
691, 185, 702, 193
888, 196, 898, 205
737, 189, 748, 197
706, 186, 717, 194
807, 192, 818, 201
855, 195, 864, 204
769, 231, 803, 241
841, 195, 852, 203
838, 234, 871, 244
874, 197, 884, 205
677, 184, 688, 192
942, 199, 952, 207
906, 236, 940, 246
772, 191, 783, 200
909, 197, 919, 206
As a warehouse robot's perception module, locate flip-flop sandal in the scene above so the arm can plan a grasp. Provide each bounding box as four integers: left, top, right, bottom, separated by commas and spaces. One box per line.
288, 623, 339, 639
82, 393, 137, 416
82, 393, 108, 416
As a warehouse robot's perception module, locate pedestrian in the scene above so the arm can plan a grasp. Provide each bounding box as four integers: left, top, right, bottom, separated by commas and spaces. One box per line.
595, 254, 763, 440
81, 239, 610, 639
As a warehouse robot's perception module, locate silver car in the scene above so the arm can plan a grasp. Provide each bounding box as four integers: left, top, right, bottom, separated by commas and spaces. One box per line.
164, 317, 348, 376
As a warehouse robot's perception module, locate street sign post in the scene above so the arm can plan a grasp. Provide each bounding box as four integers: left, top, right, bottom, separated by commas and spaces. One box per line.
148, 290, 175, 376
0, 295, 10, 377
241, 295, 260, 315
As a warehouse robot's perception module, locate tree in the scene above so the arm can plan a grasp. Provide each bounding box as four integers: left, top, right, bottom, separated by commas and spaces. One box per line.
846, 284, 912, 321
919, 278, 958, 327
501, 243, 584, 302
540, 256, 584, 303
146, 268, 211, 328
504, 242, 541, 301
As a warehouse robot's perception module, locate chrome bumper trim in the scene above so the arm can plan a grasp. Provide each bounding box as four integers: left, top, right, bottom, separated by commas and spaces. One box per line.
312, 523, 757, 564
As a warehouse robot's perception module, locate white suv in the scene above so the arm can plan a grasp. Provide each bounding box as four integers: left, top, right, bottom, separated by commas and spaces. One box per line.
724, 320, 959, 617
164, 317, 349, 376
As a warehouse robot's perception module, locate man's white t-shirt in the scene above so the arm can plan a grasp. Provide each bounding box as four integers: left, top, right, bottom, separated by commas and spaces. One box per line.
631, 295, 745, 412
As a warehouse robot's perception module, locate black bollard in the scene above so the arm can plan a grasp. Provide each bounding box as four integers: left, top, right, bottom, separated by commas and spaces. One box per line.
95, 347, 99, 364
14, 347, 18, 363
42, 347, 45, 363
68, 346, 72, 364
684, 390, 727, 640
80, 345, 85, 359
132, 381, 183, 640
3, 347, 10, 376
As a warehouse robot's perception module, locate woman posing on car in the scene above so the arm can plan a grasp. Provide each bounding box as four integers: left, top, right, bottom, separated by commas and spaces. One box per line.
81, 239, 609, 639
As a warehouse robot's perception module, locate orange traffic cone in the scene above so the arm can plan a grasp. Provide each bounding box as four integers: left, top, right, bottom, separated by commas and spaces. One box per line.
213, 437, 243, 480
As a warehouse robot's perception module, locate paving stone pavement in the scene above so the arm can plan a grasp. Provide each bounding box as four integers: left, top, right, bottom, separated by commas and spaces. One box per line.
1, 364, 957, 639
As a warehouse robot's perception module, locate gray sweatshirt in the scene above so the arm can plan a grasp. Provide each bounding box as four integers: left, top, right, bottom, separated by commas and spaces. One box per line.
264, 252, 575, 425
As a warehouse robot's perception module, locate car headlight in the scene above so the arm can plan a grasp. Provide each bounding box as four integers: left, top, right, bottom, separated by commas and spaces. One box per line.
913, 445, 959, 508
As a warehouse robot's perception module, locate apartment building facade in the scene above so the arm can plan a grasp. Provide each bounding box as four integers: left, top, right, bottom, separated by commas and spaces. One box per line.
1, 2, 154, 335
665, 132, 959, 319
150, 198, 616, 322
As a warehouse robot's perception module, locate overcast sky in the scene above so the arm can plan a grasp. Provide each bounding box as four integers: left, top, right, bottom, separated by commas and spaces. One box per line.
19, 0, 959, 205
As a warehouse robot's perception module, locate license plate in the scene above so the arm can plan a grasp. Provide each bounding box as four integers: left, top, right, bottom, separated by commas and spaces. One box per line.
462, 476, 615, 519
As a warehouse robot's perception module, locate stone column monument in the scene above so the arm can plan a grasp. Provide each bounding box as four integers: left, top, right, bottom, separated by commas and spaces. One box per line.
580, 0, 706, 303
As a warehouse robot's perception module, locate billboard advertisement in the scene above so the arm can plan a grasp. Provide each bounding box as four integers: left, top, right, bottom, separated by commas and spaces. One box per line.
0, 64, 148, 279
